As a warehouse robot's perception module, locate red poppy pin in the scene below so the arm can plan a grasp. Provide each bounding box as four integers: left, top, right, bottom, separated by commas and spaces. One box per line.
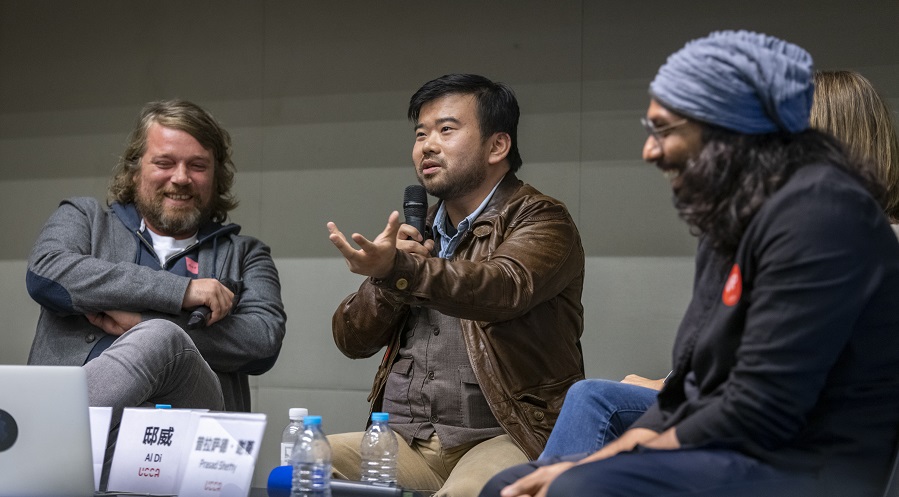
722, 263, 742, 306
186, 257, 199, 275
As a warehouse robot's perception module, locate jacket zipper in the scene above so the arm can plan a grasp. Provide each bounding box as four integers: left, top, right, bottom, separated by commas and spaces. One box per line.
135, 230, 199, 270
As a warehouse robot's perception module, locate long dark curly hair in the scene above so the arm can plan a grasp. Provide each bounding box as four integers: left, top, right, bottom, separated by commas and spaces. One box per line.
673, 126, 886, 257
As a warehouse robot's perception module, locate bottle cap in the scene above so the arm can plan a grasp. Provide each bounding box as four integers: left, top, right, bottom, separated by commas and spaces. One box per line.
371, 412, 389, 423
288, 408, 308, 420
304, 415, 322, 426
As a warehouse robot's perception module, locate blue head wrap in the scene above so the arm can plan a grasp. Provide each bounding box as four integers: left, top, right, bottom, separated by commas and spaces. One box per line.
650, 30, 814, 134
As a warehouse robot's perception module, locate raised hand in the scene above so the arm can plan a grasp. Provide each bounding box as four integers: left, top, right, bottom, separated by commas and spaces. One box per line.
327, 211, 403, 279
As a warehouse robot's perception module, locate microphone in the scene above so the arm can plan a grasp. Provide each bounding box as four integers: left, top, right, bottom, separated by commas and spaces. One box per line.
403, 185, 428, 243
187, 278, 243, 330
268, 466, 405, 496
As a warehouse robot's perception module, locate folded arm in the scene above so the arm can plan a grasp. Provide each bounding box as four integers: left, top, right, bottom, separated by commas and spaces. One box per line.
26, 199, 188, 316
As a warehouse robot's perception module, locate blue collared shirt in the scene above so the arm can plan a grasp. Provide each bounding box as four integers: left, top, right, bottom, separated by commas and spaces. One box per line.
432, 179, 503, 259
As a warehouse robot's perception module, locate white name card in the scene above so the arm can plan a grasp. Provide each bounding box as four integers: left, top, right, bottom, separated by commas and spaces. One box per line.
88, 406, 113, 491
106, 407, 200, 494
177, 412, 267, 497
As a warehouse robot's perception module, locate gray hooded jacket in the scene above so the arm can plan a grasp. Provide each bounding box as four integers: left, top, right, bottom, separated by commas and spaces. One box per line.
26, 197, 286, 411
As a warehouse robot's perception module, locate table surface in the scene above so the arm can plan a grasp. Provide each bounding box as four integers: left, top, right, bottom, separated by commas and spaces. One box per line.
248, 484, 428, 497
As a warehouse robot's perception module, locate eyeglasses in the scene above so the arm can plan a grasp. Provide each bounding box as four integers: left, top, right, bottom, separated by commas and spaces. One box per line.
641, 117, 688, 147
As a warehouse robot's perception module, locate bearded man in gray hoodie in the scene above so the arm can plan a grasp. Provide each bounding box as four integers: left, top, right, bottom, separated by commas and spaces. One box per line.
26, 99, 286, 415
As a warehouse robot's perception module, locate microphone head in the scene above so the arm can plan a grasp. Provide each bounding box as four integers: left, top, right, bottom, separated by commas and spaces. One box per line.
403, 185, 428, 218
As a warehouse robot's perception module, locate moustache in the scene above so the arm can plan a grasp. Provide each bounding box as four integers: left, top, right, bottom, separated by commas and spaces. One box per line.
159, 187, 197, 199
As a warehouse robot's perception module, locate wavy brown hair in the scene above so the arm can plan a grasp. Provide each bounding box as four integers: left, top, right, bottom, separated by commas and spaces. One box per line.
811, 70, 899, 222
108, 99, 238, 223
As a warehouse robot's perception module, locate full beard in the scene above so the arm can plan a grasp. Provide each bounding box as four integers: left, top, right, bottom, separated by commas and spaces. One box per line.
135, 188, 209, 237
660, 157, 697, 197
417, 156, 487, 201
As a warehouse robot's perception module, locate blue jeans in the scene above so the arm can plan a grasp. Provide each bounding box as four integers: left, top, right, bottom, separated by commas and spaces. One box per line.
540, 379, 658, 460
479, 447, 838, 497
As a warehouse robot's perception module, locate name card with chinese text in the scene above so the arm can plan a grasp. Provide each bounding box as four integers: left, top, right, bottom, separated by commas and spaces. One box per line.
177, 412, 267, 497
106, 407, 200, 494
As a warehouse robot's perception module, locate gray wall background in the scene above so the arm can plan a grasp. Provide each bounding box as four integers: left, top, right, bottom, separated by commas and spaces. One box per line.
1, 0, 897, 486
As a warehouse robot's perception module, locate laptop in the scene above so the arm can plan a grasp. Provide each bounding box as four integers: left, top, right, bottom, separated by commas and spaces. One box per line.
0, 365, 95, 497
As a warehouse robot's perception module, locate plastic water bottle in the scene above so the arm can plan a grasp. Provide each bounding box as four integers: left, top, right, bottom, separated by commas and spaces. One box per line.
281, 408, 308, 466
290, 415, 331, 497
360, 412, 398, 486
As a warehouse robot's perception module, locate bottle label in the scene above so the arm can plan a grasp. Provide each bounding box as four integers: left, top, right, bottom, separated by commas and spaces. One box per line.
280, 442, 293, 466
312, 466, 325, 486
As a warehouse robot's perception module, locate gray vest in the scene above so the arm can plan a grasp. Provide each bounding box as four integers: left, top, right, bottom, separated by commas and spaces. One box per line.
382, 307, 503, 449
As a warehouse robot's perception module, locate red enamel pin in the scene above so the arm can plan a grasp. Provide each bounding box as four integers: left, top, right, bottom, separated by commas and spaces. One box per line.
722, 263, 742, 306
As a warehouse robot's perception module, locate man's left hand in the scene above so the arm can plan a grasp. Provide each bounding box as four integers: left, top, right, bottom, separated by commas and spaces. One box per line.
86, 310, 141, 336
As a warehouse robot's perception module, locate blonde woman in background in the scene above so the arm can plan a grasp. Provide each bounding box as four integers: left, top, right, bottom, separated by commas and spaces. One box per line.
811, 70, 899, 234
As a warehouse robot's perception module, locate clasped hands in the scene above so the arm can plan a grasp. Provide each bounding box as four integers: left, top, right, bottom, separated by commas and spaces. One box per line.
86, 278, 235, 336
499, 427, 680, 497
327, 210, 434, 278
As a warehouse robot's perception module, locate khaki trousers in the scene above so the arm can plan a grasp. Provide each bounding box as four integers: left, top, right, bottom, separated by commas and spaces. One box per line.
329, 431, 527, 497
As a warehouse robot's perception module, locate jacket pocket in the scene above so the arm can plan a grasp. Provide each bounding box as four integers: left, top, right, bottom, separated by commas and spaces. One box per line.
382, 357, 414, 420
513, 375, 581, 432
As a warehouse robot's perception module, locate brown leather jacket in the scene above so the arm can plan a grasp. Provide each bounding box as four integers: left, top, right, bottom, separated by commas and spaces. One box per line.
332, 173, 585, 459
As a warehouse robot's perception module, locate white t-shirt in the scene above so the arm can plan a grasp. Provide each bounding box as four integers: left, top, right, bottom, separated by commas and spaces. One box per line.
141, 220, 198, 266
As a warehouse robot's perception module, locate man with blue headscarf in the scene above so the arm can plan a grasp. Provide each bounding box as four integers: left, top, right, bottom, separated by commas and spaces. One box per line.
479, 30, 899, 497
